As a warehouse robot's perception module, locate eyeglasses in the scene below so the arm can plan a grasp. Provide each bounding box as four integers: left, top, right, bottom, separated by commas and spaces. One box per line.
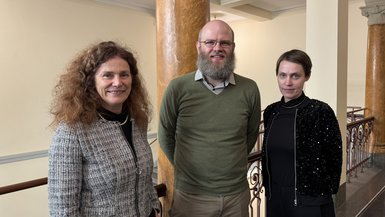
199, 40, 234, 48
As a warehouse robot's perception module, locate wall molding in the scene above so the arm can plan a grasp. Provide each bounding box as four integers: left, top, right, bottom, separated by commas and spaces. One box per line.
0, 132, 158, 165
0, 150, 48, 165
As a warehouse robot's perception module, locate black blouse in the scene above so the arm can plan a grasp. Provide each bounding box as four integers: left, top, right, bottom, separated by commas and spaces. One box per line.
267, 93, 307, 186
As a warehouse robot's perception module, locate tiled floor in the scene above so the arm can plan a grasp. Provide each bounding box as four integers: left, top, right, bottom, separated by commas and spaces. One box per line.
336, 154, 385, 217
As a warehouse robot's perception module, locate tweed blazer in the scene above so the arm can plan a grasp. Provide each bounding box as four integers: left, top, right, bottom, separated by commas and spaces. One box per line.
48, 118, 160, 217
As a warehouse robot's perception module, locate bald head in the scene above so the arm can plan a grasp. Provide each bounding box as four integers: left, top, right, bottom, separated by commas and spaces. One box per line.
196, 20, 236, 82
198, 20, 234, 42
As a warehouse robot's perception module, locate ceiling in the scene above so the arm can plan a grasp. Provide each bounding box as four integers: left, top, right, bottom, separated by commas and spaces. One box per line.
95, 0, 306, 22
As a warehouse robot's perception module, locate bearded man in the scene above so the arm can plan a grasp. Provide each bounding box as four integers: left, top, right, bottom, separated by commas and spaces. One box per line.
158, 20, 261, 217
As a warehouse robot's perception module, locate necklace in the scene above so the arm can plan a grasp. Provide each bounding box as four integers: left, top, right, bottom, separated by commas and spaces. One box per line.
282, 97, 306, 109
98, 113, 129, 126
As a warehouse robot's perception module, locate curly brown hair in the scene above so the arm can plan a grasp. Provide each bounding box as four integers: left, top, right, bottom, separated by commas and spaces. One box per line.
50, 41, 152, 131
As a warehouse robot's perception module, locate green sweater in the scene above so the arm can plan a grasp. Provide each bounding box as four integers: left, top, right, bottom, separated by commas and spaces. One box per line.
159, 71, 261, 195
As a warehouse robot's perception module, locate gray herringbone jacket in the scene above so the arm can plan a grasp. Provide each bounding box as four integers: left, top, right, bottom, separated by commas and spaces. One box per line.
48, 119, 160, 217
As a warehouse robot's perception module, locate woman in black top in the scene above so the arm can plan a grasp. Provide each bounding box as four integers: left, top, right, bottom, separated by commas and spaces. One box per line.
262, 49, 342, 217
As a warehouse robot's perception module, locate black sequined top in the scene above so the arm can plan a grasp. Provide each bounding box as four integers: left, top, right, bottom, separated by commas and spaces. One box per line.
262, 93, 342, 199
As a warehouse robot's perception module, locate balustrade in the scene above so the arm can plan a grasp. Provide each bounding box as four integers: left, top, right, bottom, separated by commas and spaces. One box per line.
0, 107, 376, 216
346, 116, 374, 182
248, 151, 263, 217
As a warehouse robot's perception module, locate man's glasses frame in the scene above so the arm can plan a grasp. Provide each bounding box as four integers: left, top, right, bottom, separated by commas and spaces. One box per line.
199, 40, 234, 48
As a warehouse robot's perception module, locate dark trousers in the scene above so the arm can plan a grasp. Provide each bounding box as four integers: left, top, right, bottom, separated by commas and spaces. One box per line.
266, 184, 335, 217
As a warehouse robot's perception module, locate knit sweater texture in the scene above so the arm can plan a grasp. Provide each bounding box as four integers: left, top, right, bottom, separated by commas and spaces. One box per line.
158, 71, 261, 195
48, 119, 160, 217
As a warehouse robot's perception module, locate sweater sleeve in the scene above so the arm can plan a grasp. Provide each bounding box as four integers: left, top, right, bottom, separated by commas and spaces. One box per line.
246, 82, 261, 153
48, 124, 82, 217
158, 81, 178, 164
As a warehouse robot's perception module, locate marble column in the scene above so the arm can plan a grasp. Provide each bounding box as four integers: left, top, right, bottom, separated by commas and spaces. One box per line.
361, 0, 385, 153
156, 1, 210, 215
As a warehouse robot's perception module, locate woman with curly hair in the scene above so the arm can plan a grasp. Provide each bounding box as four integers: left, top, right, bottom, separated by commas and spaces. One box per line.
48, 41, 160, 217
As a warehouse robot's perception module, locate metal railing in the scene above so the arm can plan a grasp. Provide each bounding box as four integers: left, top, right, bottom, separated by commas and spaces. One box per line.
0, 152, 262, 217
347, 106, 366, 123
0, 107, 376, 216
346, 115, 374, 182
247, 150, 263, 217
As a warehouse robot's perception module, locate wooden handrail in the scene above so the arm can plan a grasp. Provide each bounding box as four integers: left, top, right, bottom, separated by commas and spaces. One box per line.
0, 138, 261, 197
0, 177, 167, 198
154, 183, 167, 197
0, 152, 263, 196
247, 150, 262, 163
0, 177, 47, 195
346, 108, 366, 115
347, 116, 375, 128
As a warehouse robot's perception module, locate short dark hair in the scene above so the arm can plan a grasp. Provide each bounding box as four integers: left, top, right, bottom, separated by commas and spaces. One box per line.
276, 49, 312, 77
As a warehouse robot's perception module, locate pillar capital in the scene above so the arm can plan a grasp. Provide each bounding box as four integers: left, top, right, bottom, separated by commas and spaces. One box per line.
360, 0, 385, 25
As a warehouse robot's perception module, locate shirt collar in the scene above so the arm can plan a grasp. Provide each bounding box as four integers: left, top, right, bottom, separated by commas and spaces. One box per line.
194, 70, 236, 85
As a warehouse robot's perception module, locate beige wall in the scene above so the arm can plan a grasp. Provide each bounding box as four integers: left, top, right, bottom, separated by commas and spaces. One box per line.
347, 0, 367, 107
0, 0, 368, 216
0, 0, 157, 156
230, 8, 307, 109
231, 0, 367, 109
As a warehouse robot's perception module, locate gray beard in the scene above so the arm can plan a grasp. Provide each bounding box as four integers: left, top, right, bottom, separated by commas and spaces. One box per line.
197, 52, 235, 81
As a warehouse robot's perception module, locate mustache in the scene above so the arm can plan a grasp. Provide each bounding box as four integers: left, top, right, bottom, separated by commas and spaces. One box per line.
210, 51, 225, 55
